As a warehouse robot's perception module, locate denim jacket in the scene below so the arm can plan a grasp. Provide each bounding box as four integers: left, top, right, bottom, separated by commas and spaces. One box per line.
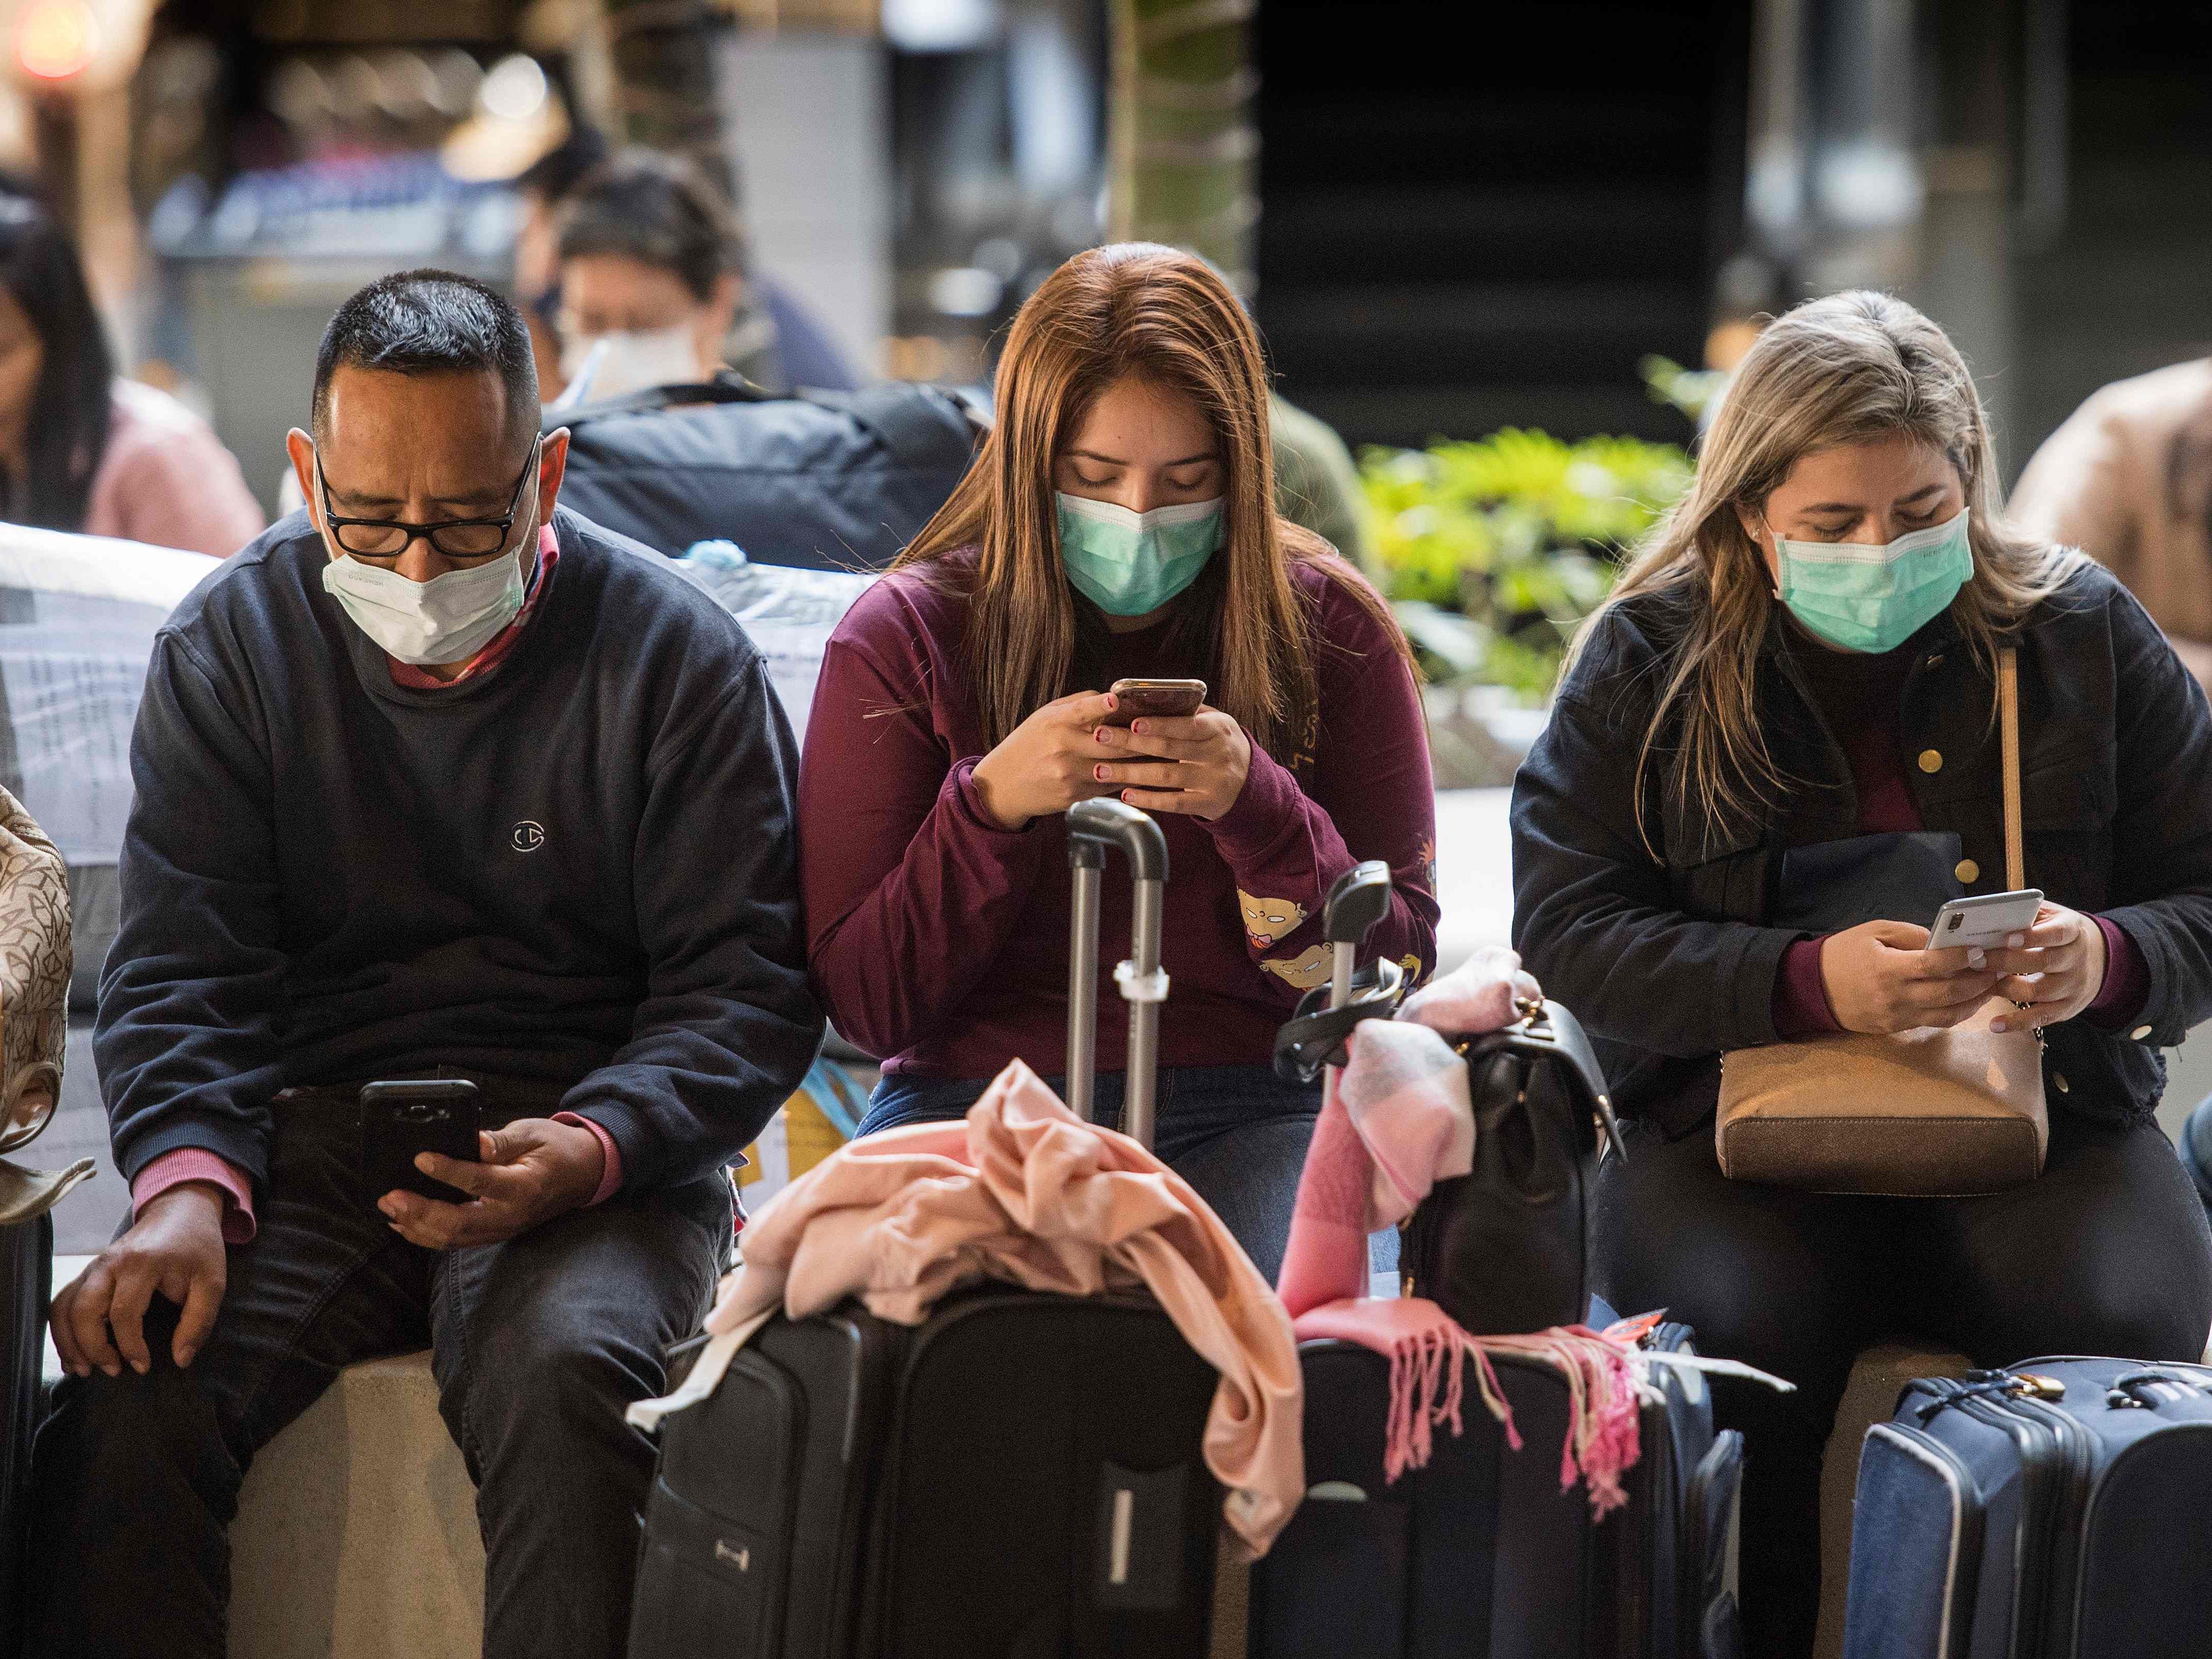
1511, 561, 2212, 1137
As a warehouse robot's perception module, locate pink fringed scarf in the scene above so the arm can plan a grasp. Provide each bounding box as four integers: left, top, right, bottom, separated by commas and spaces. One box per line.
1292, 1297, 1659, 1516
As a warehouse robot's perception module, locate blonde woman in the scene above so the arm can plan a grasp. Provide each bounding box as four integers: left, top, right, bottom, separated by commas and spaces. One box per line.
798, 244, 1437, 1281
1513, 290, 2212, 1653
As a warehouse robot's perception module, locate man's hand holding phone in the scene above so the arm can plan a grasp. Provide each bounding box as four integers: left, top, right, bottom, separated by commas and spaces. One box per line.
378, 1116, 606, 1249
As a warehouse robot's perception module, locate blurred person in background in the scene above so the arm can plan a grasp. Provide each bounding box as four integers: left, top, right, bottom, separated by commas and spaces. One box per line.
799, 243, 1438, 1285
2011, 356, 2212, 688
519, 132, 860, 402
553, 148, 745, 403
0, 192, 261, 559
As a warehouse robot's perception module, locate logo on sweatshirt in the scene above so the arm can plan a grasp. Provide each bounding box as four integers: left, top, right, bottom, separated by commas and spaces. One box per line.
511, 821, 545, 853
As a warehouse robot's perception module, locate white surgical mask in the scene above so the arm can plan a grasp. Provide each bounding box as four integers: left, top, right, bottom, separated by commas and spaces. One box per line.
317, 453, 540, 666
559, 324, 701, 403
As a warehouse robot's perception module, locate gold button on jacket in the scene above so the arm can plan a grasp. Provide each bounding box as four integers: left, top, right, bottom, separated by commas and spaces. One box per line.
1918, 749, 1943, 774
1955, 859, 1979, 884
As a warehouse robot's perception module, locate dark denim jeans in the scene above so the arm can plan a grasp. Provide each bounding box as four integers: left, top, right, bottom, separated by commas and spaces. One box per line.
24, 1087, 731, 1659
862, 1063, 1329, 1284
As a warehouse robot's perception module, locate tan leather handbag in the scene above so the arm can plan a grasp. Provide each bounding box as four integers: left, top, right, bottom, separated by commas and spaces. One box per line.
1715, 649, 2047, 1196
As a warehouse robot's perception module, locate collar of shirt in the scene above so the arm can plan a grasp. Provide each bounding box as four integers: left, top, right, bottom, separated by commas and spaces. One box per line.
386, 524, 560, 691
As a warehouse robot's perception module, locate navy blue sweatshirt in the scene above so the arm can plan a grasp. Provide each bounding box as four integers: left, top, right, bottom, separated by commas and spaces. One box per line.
95, 505, 824, 1194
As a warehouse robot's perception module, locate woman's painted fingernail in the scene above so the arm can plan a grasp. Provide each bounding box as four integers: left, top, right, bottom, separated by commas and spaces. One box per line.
1132, 721, 1147, 735
1968, 947, 1985, 968
1094, 765, 1108, 781
1992, 1018, 2008, 1033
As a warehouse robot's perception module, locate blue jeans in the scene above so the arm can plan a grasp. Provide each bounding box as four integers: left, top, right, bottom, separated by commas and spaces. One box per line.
864, 1064, 1327, 1285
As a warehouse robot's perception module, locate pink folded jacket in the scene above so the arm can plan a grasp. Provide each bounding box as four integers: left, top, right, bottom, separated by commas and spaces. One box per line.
702, 1058, 1305, 1556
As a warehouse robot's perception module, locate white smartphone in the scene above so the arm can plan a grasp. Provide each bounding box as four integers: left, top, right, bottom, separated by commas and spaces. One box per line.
1930, 889, 2044, 951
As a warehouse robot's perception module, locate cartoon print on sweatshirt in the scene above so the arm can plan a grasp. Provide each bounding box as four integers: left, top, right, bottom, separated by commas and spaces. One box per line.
1262, 943, 1332, 991
1238, 890, 1308, 949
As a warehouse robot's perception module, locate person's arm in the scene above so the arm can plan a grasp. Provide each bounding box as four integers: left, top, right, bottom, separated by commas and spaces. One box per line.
1198, 620, 1436, 996
800, 631, 1059, 1059
105, 424, 266, 560
2086, 588, 2212, 1046
554, 655, 823, 1191
96, 631, 290, 1188
2009, 396, 2143, 589
1511, 690, 1802, 1056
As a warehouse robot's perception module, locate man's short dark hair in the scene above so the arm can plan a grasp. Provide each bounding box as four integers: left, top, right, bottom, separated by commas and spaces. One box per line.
557, 149, 742, 302
312, 269, 538, 453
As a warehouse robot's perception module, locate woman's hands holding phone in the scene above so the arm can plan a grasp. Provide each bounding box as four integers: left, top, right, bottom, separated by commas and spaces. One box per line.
970, 690, 1122, 830
1820, 919, 2007, 1035
1979, 902, 2108, 1033
1091, 706, 1252, 820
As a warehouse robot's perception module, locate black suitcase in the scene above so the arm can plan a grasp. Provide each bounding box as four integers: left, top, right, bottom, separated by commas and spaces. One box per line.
1, 1212, 49, 1659
547, 375, 982, 572
627, 798, 1224, 1658
1844, 1355, 2212, 1659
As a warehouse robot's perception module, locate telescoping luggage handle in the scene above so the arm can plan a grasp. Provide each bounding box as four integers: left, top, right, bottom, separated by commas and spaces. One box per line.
1272, 862, 1405, 1082
1066, 798, 1170, 1149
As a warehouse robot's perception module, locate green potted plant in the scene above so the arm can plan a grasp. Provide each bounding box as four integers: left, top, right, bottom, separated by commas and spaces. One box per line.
1362, 426, 1694, 785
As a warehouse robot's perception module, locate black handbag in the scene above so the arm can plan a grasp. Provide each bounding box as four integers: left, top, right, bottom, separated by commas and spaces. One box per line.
1400, 997, 1624, 1336
1277, 986, 1624, 1337
547, 373, 985, 572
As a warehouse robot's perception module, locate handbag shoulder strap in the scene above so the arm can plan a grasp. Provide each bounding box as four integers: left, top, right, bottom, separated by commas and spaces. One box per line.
2000, 646, 2023, 889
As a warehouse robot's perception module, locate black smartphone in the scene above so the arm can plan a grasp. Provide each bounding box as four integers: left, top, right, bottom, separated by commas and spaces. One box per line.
360, 1080, 482, 1204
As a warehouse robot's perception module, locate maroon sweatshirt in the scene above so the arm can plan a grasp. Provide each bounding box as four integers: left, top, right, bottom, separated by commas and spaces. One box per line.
799, 548, 1440, 1079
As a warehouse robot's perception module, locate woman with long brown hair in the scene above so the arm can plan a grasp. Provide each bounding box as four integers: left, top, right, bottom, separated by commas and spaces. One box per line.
798, 243, 1436, 1280
1513, 289, 2212, 1652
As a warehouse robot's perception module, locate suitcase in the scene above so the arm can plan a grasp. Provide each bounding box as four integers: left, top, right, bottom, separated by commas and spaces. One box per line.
547, 374, 982, 572
1250, 1321, 1742, 1659
627, 798, 1223, 1658
1, 1212, 49, 1659
1251, 867, 1744, 1659
1844, 1355, 2212, 1659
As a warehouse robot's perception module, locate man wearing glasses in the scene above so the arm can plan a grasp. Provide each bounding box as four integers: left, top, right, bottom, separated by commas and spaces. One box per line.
25, 269, 822, 1658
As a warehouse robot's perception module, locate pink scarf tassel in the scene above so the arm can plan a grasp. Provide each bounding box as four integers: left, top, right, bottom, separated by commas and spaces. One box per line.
1318, 1302, 1657, 1517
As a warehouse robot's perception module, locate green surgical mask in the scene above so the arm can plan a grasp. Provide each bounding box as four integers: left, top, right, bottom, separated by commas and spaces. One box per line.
1774, 508, 1973, 654
1055, 493, 1223, 616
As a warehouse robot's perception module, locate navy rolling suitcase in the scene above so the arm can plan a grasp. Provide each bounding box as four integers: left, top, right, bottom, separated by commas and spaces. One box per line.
1249, 1321, 1743, 1659
626, 800, 1225, 1659
1844, 1355, 2212, 1659
1251, 868, 1744, 1659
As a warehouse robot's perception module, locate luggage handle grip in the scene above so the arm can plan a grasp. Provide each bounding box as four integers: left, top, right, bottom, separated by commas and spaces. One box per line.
1066, 800, 1170, 1146
1068, 798, 1168, 882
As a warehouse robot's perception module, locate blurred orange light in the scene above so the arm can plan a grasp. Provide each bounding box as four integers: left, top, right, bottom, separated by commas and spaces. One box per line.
16, 0, 100, 81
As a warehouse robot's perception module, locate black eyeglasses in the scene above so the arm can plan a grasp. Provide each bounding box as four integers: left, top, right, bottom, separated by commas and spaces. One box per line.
317, 438, 540, 560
